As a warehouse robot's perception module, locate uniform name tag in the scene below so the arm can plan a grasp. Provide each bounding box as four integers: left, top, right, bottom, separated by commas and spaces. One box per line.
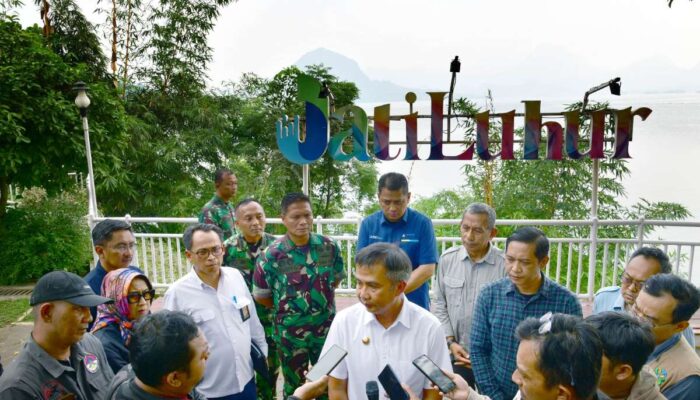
278, 257, 301, 274
316, 244, 335, 266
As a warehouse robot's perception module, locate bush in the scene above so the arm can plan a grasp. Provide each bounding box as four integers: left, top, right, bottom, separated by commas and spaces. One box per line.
0, 187, 92, 284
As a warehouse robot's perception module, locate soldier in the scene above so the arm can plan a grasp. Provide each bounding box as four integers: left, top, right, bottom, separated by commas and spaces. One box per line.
199, 168, 238, 241
253, 192, 345, 398
223, 198, 278, 400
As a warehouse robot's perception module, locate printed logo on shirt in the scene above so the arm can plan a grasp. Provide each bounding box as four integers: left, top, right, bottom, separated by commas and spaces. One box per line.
369, 235, 383, 240
654, 367, 668, 387
41, 379, 74, 400
84, 353, 99, 373
400, 234, 419, 243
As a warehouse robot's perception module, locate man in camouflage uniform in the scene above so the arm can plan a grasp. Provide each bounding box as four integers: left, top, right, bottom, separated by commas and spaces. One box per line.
199, 168, 237, 241
224, 198, 278, 400
253, 193, 345, 398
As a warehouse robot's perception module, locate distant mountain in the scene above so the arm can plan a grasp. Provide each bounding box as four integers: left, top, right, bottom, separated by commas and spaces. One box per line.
294, 47, 700, 104
294, 48, 420, 102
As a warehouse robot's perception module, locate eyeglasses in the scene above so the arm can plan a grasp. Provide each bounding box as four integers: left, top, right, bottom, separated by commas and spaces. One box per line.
631, 303, 676, 328
126, 289, 155, 304
193, 246, 224, 259
620, 272, 646, 291
111, 243, 136, 252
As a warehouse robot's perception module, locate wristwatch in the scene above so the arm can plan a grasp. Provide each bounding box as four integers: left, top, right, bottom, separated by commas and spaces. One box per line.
446, 337, 457, 347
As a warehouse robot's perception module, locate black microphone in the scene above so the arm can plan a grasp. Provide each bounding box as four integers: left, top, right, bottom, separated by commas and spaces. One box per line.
366, 380, 379, 400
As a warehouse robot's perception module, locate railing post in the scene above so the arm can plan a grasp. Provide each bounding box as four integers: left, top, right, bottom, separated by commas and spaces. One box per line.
636, 218, 645, 248
316, 216, 323, 235
587, 217, 599, 301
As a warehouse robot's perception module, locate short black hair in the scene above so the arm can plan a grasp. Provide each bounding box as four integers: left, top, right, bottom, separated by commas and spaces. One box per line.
281, 192, 311, 215
130, 311, 200, 387
182, 223, 223, 251
643, 273, 700, 323
214, 168, 233, 185
629, 247, 672, 274
92, 219, 133, 246
506, 226, 549, 260
355, 243, 411, 283
377, 172, 409, 194
235, 198, 261, 212
516, 313, 602, 400
586, 312, 654, 375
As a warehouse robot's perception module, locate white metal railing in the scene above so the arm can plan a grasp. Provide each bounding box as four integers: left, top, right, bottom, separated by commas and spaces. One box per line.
91, 216, 700, 297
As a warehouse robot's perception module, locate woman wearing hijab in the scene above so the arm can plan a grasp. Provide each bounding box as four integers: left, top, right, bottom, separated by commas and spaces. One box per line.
92, 268, 155, 373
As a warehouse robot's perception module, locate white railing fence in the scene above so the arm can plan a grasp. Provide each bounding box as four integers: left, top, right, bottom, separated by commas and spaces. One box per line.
91, 216, 700, 298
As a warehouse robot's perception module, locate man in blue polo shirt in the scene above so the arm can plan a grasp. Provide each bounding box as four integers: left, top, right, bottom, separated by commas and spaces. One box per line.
84, 219, 143, 328
357, 172, 437, 310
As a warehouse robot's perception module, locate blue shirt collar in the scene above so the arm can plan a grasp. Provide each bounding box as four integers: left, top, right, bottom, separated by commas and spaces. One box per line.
504, 272, 552, 298
380, 208, 410, 225
648, 333, 681, 362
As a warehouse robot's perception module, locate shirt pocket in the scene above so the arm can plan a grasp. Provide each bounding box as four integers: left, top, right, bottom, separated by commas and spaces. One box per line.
443, 276, 465, 304
191, 308, 216, 325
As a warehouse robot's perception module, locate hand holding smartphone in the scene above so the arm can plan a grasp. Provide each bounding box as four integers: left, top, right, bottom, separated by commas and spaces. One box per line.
412, 354, 457, 394
305, 345, 348, 382
378, 364, 410, 400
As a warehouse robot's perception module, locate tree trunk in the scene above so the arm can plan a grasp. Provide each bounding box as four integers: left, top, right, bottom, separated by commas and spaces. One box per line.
122, 0, 132, 98
0, 176, 9, 219
111, 0, 118, 88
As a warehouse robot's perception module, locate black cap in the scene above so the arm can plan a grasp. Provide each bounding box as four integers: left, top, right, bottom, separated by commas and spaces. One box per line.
30, 271, 114, 307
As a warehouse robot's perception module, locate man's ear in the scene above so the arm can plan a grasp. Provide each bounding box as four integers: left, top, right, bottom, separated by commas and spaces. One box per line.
185, 250, 193, 263
489, 228, 498, 240
556, 384, 574, 400
39, 303, 54, 322
406, 192, 412, 204
94, 245, 104, 257
165, 371, 183, 388
614, 364, 634, 381
674, 320, 690, 334
396, 280, 407, 294
538, 256, 550, 270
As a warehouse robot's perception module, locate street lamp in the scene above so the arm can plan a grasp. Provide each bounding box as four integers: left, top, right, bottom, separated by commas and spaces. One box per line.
73, 81, 98, 219
581, 76, 622, 301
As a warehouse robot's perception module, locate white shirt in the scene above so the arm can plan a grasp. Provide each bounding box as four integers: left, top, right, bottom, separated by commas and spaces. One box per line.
321, 296, 452, 399
163, 267, 268, 398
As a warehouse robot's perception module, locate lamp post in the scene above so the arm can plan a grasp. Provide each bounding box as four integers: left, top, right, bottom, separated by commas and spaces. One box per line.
581, 77, 621, 300
73, 81, 98, 220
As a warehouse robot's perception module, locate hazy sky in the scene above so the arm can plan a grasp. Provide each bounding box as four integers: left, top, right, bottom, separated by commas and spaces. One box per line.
15, 0, 700, 90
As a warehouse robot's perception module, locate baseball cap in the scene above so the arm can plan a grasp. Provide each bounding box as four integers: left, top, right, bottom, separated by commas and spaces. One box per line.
30, 271, 114, 307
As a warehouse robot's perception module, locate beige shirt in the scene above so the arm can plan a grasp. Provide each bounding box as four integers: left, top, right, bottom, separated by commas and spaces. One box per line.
433, 243, 506, 349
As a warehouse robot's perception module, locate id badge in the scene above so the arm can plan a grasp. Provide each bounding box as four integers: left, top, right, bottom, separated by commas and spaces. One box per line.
239, 304, 250, 322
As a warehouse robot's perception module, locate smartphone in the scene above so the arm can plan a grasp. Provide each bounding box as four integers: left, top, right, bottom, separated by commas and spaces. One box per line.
305, 344, 348, 382
378, 364, 409, 400
412, 354, 456, 394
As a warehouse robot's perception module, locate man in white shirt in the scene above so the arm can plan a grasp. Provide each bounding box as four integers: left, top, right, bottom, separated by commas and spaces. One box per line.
323, 243, 451, 399
164, 223, 267, 400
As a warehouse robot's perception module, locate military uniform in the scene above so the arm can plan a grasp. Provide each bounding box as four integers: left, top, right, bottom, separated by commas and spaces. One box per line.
253, 233, 346, 397
198, 195, 236, 241
224, 232, 279, 400
0, 334, 114, 400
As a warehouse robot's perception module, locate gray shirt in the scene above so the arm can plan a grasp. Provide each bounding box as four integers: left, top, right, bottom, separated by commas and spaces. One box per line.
0, 333, 114, 400
433, 243, 506, 349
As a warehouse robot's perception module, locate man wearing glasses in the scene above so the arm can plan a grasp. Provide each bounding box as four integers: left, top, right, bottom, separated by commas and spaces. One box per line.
632, 273, 700, 400
84, 219, 143, 328
164, 223, 267, 400
592, 247, 695, 347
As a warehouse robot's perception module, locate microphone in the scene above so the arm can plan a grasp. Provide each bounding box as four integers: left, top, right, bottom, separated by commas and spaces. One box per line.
366, 380, 379, 400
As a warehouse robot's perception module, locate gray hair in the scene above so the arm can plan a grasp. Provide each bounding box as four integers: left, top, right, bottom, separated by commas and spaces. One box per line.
463, 202, 497, 230
355, 243, 411, 283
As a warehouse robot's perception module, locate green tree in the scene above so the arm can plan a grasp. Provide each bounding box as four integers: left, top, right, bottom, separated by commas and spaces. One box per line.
0, 16, 129, 218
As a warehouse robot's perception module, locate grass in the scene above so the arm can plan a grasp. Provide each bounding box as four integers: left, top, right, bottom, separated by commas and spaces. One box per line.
0, 298, 32, 328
